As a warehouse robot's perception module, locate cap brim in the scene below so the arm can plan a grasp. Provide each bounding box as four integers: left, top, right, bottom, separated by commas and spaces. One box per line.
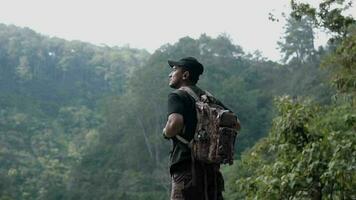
168, 60, 181, 67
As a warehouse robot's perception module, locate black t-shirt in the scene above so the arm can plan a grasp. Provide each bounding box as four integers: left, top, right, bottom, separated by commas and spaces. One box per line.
167, 86, 205, 173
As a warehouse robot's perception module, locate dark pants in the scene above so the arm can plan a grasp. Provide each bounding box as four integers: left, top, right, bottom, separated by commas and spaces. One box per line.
170, 163, 224, 200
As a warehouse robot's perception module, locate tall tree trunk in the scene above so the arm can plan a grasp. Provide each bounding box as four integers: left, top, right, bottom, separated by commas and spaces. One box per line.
136, 116, 154, 160
152, 101, 165, 166
311, 181, 322, 200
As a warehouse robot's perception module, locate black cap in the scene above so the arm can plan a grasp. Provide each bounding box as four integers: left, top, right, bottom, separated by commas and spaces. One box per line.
168, 57, 204, 75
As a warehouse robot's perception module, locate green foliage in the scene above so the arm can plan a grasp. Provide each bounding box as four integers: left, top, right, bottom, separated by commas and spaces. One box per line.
229, 96, 355, 199
289, 0, 356, 103
0, 24, 150, 200
224, 2, 356, 199
322, 27, 356, 99
290, 0, 355, 36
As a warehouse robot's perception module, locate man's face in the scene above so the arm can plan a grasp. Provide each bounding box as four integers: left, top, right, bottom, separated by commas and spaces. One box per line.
168, 66, 184, 89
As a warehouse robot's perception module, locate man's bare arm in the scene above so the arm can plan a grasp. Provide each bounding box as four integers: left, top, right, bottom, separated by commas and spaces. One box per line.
163, 113, 184, 138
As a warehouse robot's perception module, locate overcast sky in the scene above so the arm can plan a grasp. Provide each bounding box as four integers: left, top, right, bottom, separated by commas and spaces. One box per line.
0, 0, 355, 61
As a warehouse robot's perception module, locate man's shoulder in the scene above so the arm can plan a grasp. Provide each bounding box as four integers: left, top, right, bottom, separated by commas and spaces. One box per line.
168, 88, 197, 110
172, 86, 205, 98
170, 89, 190, 100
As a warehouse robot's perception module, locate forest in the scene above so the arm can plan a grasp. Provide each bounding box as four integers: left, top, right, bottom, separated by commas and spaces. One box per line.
0, 1, 355, 199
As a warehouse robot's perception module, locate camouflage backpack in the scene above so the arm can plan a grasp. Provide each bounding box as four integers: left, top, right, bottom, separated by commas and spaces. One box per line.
176, 86, 240, 165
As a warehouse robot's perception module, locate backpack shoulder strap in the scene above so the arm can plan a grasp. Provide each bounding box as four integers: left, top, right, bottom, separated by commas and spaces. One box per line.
204, 90, 230, 110
176, 135, 192, 147
179, 86, 200, 102
173, 87, 200, 147
204, 90, 213, 97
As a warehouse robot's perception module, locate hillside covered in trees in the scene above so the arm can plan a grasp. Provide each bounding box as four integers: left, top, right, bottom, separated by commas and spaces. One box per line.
0, 1, 354, 199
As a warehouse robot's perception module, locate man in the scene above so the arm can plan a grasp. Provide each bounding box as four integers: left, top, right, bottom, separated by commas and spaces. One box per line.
163, 57, 224, 200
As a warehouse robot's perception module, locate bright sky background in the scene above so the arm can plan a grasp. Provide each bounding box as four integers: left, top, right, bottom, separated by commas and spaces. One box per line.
0, 0, 355, 61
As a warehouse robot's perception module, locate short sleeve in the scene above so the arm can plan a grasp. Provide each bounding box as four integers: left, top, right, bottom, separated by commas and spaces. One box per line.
167, 93, 184, 116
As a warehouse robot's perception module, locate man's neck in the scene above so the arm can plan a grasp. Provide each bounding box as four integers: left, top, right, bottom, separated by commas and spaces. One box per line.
179, 82, 194, 89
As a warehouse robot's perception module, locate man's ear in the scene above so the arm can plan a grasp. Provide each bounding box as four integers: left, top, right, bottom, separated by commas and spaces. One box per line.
182, 70, 190, 80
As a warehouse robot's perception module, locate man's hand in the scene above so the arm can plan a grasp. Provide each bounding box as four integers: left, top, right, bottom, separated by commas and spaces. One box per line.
163, 113, 184, 138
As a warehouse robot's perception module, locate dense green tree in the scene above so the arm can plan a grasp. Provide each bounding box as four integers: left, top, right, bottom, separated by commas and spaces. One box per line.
278, 16, 315, 65
229, 97, 355, 199
290, 0, 355, 101
290, 0, 355, 37
0, 24, 149, 200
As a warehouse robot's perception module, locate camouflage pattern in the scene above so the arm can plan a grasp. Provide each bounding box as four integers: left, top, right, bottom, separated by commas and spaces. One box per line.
180, 87, 240, 165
